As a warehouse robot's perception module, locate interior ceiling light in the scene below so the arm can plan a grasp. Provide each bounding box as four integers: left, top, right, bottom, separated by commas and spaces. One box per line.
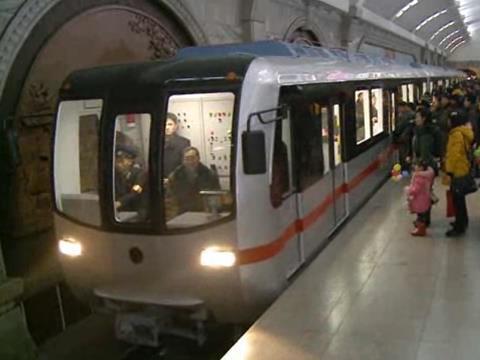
438, 29, 461, 46
450, 40, 467, 53
394, 0, 420, 19
445, 35, 465, 50
415, 9, 448, 32
429, 21, 456, 41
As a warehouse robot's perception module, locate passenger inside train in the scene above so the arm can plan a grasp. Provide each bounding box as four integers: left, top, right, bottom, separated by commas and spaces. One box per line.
166, 146, 220, 214
164, 112, 191, 177
162, 92, 235, 227
114, 144, 148, 214
113, 114, 151, 223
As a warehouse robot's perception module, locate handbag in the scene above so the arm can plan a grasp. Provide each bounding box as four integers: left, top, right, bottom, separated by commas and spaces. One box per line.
446, 189, 455, 218
451, 174, 478, 195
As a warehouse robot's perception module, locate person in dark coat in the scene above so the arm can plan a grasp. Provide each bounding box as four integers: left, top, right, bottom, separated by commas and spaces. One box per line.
168, 147, 220, 214
432, 93, 452, 157
164, 112, 191, 177
409, 108, 440, 227
114, 144, 148, 215
464, 95, 479, 144
411, 109, 439, 170
393, 102, 415, 170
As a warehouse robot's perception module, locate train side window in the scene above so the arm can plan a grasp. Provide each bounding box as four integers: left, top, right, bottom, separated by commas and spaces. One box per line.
271, 119, 292, 208
320, 106, 331, 174
401, 85, 408, 102
391, 92, 396, 131
291, 100, 327, 189
385, 91, 395, 132
371, 88, 384, 136
333, 104, 342, 166
113, 113, 151, 223
355, 90, 371, 144
54, 99, 103, 226
408, 84, 415, 103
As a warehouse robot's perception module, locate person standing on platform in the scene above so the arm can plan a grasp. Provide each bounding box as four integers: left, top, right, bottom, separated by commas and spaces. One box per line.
410, 108, 440, 226
433, 93, 452, 158
444, 111, 475, 237
406, 160, 435, 237
464, 95, 478, 139
393, 102, 415, 171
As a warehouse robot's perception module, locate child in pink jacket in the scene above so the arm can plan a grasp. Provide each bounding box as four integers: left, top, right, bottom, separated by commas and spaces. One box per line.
405, 161, 435, 236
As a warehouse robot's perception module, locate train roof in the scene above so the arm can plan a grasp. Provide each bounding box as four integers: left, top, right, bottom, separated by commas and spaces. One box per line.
62, 41, 463, 98
61, 55, 256, 98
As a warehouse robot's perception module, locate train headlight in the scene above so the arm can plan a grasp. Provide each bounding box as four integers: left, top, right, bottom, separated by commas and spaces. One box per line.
200, 248, 236, 268
59, 238, 83, 257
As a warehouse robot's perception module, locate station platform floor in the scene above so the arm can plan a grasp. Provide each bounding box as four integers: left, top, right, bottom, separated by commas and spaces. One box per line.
222, 179, 480, 360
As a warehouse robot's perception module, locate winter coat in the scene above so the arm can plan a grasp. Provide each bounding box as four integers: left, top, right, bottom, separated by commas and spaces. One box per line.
169, 163, 220, 213
393, 111, 415, 144
445, 125, 475, 178
432, 107, 451, 156
406, 168, 434, 214
467, 108, 480, 144
411, 124, 440, 170
164, 134, 191, 177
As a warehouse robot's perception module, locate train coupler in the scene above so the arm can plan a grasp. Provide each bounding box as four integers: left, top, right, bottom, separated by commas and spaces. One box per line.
115, 307, 208, 347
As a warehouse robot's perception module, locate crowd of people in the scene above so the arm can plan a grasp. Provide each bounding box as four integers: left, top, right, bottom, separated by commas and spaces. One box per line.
396, 80, 480, 238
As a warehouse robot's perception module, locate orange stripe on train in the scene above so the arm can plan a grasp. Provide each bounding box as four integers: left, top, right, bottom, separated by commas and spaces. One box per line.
237, 145, 396, 265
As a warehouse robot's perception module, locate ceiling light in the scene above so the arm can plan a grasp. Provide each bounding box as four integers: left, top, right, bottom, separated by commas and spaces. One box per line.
415, 9, 448, 32
450, 40, 467, 53
445, 36, 465, 50
438, 30, 461, 46
394, 0, 420, 19
429, 21, 456, 41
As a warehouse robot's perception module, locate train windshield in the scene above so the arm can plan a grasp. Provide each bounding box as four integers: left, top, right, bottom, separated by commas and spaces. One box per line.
162, 92, 235, 229
54, 92, 236, 230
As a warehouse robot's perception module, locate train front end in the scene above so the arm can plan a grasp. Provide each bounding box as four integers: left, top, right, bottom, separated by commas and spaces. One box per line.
51, 58, 262, 346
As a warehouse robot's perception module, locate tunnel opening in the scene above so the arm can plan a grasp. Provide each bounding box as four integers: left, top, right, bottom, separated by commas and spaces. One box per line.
0, 0, 194, 345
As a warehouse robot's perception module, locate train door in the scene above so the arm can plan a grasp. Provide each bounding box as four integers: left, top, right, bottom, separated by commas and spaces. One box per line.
331, 102, 347, 225
271, 115, 302, 276
288, 97, 336, 258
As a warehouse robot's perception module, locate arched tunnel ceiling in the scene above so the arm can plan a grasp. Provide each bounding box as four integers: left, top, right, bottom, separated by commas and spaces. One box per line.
362, 0, 477, 57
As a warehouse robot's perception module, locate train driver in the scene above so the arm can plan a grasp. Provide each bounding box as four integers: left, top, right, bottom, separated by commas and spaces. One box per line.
164, 112, 191, 177
114, 144, 148, 214
167, 147, 220, 214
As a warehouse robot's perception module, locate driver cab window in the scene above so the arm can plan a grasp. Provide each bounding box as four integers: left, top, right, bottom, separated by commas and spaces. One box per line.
163, 92, 234, 229
54, 99, 103, 226
113, 113, 151, 223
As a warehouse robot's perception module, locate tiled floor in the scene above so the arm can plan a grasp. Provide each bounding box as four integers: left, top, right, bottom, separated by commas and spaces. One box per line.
222, 179, 480, 360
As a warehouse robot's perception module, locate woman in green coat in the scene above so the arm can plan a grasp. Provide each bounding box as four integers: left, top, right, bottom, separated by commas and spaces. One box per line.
409, 108, 440, 226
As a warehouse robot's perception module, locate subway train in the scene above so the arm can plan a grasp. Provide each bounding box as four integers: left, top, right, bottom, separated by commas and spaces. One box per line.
52, 41, 463, 346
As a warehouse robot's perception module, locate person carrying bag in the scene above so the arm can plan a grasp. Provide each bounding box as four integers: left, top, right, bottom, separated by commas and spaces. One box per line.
444, 111, 477, 237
